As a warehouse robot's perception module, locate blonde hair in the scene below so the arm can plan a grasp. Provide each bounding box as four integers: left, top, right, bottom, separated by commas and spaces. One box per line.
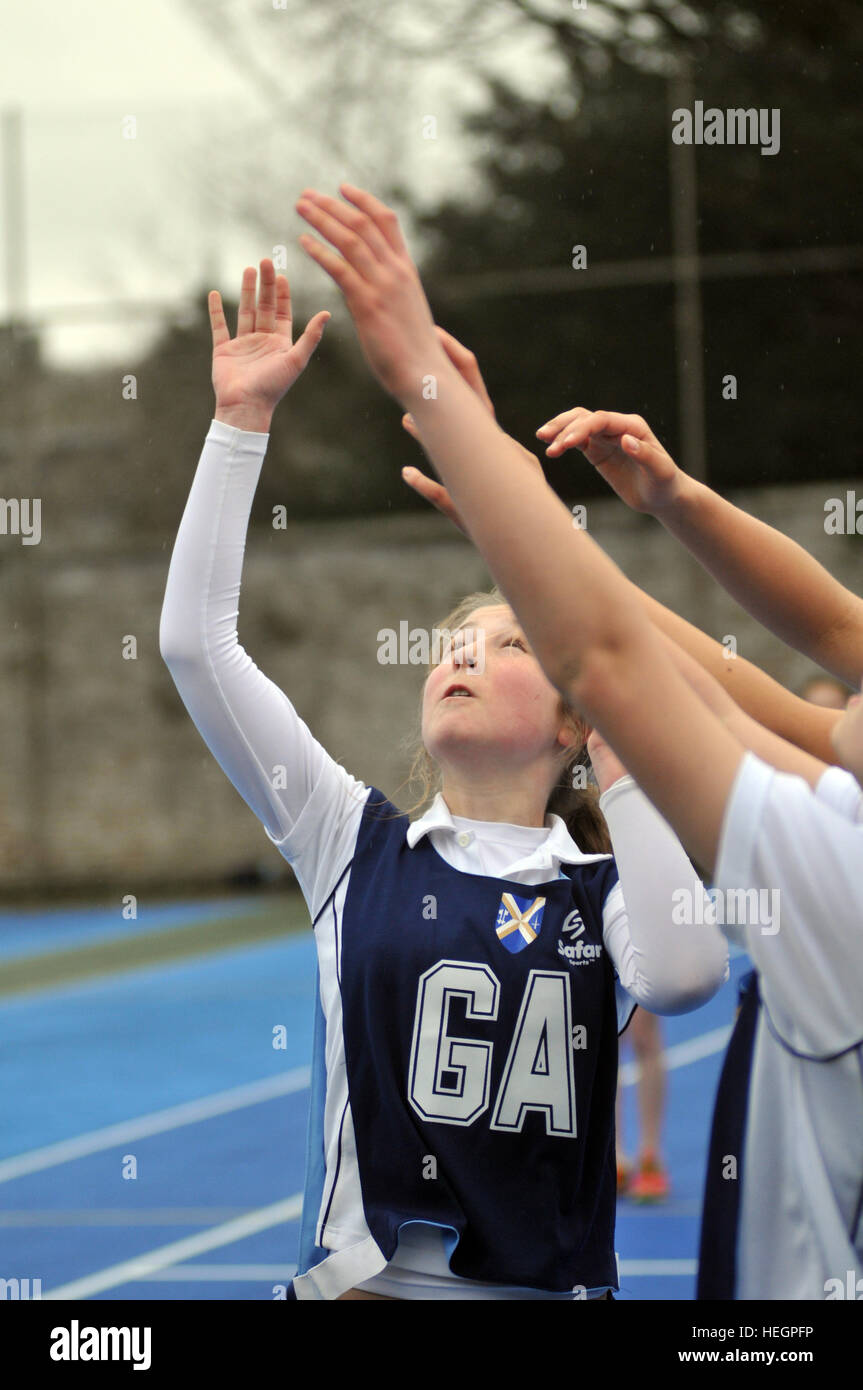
396, 587, 612, 856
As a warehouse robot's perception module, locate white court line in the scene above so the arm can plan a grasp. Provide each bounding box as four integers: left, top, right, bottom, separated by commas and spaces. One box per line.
619, 1260, 697, 1277
43, 1194, 303, 1300
0, 1208, 254, 1227
18, 1021, 728, 1299
619, 1024, 731, 1086
0, 1068, 310, 1185
0, 1024, 728, 1182
137, 1263, 298, 1282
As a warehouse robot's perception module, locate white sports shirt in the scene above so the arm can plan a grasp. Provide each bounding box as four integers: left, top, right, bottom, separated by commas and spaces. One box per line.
714, 752, 863, 1299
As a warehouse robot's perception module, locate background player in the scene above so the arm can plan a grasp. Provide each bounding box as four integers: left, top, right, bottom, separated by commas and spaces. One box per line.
799, 675, 852, 710
616, 1011, 669, 1202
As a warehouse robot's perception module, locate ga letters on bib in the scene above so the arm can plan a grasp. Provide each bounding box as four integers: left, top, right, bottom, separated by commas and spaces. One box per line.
303, 790, 626, 1293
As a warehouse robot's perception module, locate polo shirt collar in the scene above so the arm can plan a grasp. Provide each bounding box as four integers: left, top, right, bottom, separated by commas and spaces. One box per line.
406, 792, 611, 871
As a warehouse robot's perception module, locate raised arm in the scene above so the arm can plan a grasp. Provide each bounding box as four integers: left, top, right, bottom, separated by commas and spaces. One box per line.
399, 331, 843, 765
294, 185, 820, 874
635, 589, 842, 764
653, 629, 829, 785
159, 264, 369, 915
537, 407, 863, 688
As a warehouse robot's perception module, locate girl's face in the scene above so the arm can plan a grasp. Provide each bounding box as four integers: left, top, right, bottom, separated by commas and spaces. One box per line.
422, 605, 575, 774
830, 681, 863, 784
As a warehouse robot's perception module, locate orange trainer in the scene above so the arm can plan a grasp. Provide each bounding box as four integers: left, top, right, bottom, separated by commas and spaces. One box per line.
627, 1153, 670, 1203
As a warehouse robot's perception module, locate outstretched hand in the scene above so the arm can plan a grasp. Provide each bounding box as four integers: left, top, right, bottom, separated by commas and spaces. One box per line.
296, 184, 444, 403
400, 327, 544, 536
210, 259, 330, 431
535, 408, 682, 515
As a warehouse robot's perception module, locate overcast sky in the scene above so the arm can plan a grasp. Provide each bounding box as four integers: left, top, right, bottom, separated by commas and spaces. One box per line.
1, 1, 253, 364
1, 0, 538, 367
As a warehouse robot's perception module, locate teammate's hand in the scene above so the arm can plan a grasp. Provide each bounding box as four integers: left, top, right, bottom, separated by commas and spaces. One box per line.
585, 726, 629, 795
210, 260, 330, 432
535, 408, 682, 515
296, 185, 445, 404
400, 327, 543, 535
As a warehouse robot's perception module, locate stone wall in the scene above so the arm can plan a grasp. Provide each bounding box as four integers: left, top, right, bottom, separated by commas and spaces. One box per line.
0, 479, 858, 896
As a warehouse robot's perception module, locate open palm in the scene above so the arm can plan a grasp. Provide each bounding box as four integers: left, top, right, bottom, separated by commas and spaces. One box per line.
209, 259, 330, 412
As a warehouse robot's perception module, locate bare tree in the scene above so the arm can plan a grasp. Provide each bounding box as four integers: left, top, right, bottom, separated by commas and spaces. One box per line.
173, 0, 709, 240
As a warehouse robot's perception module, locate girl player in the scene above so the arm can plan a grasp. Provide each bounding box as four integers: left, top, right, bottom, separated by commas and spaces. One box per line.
295, 183, 863, 1299
159, 259, 728, 1300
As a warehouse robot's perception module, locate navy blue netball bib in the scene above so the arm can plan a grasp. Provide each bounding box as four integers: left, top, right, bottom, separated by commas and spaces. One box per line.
336, 790, 622, 1293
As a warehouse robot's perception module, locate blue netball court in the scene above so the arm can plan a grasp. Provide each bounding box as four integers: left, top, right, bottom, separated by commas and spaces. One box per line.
0, 895, 749, 1301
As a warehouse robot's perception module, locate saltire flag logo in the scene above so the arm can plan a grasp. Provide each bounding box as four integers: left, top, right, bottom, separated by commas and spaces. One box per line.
495, 892, 546, 954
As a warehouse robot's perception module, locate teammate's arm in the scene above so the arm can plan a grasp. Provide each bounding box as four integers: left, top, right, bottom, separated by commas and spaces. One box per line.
637, 591, 842, 764
537, 407, 863, 688
656, 630, 829, 784
294, 186, 863, 875
294, 186, 746, 872
400, 330, 842, 765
